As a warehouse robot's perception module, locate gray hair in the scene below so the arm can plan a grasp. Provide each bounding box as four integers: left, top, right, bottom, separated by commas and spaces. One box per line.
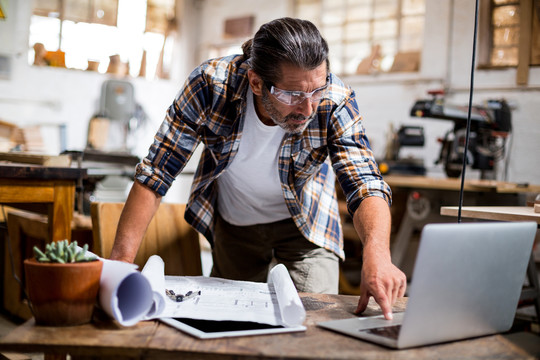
242, 17, 329, 86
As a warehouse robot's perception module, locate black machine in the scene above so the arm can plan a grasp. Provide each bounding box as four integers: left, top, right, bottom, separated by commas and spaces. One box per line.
410, 90, 512, 179
380, 125, 427, 176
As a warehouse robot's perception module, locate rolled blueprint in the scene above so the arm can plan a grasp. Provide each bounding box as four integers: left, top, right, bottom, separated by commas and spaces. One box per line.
268, 264, 306, 327
97, 254, 306, 328
140, 255, 168, 319
98, 259, 154, 326
76, 246, 156, 326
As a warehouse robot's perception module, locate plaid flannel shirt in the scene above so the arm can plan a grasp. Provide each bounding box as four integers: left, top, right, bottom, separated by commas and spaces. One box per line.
135, 55, 391, 259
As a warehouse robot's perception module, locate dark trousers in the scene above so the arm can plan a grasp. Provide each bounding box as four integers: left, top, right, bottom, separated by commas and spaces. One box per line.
211, 214, 339, 293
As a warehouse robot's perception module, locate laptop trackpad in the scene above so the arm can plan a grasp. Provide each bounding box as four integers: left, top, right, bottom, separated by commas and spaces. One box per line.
318, 312, 404, 333
355, 312, 404, 330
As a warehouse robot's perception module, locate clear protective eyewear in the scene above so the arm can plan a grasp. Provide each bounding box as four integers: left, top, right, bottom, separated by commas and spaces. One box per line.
267, 78, 329, 106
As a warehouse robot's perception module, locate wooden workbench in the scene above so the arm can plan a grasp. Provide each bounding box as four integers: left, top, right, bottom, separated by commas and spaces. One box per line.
440, 206, 540, 224
1, 294, 539, 359
0, 163, 86, 241
384, 175, 540, 194
382, 175, 540, 269
0, 163, 87, 320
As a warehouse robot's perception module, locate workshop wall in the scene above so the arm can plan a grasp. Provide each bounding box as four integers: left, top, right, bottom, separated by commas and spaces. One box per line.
0, 0, 200, 159
0, 0, 203, 203
194, 0, 540, 184
344, 0, 540, 184
1, 0, 539, 190
445, 0, 540, 183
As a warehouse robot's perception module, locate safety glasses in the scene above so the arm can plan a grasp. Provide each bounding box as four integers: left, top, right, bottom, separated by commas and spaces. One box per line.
266, 78, 329, 106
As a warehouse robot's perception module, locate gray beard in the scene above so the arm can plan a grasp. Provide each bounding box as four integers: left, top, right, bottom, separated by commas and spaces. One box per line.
260, 89, 316, 134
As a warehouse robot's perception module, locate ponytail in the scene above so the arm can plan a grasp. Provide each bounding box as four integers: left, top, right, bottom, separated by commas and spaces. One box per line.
241, 38, 253, 60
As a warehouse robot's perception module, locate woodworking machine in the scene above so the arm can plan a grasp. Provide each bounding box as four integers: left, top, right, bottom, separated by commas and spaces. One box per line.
410, 90, 512, 179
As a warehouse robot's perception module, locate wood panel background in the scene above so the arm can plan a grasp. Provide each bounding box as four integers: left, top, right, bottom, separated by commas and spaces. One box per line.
90, 202, 202, 276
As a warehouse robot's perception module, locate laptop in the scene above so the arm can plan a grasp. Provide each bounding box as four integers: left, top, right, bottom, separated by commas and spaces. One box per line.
318, 221, 537, 349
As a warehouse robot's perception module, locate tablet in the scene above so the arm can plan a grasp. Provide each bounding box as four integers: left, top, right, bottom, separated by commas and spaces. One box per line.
160, 317, 306, 339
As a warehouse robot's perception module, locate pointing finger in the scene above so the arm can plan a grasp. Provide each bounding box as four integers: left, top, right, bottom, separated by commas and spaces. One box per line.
374, 292, 393, 320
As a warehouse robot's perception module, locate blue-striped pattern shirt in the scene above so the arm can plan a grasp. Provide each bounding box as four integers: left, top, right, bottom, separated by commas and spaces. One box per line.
135, 54, 391, 259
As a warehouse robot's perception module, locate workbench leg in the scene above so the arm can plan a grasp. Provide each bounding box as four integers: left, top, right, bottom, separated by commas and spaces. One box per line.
48, 181, 75, 242
391, 213, 415, 268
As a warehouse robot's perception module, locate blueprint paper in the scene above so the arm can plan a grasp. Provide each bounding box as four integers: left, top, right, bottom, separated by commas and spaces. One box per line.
268, 264, 306, 326
98, 258, 154, 326
140, 255, 168, 319
96, 253, 306, 328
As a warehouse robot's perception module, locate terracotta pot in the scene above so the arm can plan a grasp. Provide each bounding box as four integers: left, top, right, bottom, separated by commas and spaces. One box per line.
24, 258, 103, 326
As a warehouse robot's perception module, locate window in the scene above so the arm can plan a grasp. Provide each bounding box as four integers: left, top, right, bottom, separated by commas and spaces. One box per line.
28, 0, 176, 80
477, 0, 540, 84
489, 0, 521, 66
480, 0, 540, 68
294, 0, 426, 76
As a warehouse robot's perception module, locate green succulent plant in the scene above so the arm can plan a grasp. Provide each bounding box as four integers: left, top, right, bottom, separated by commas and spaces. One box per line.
33, 240, 98, 263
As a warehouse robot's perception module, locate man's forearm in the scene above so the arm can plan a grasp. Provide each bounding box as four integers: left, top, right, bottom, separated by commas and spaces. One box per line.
352, 196, 392, 258
109, 180, 162, 263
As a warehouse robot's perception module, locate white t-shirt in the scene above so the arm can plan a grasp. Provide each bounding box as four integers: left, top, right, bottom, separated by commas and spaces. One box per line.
216, 88, 290, 226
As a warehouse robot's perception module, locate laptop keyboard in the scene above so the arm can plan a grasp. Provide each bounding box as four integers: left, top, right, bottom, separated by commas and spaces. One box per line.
363, 325, 402, 340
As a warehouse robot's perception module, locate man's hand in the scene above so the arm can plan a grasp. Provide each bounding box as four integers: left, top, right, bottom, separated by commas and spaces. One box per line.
354, 253, 406, 320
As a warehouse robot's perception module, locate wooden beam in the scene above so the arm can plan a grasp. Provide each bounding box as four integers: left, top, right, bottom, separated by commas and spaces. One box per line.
517, 0, 533, 85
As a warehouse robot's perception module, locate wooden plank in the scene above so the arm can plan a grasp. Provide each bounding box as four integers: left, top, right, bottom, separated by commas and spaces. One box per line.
0, 184, 54, 203
0, 180, 74, 239
532, 0, 540, 64
384, 175, 493, 192
90, 202, 124, 260
151, 203, 202, 276
0, 179, 75, 240
440, 206, 540, 224
517, 0, 533, 85
90, 202, 202, 276
0, 316, 159, 358
49, 182, 75, 242
4, 211, 49, 320
0, 152, 72, 167
493, 182, 540, 193
0, 165, 85, 181
383, 175, 540, 193
0, 352, 32, 360
384, 175, 470, 191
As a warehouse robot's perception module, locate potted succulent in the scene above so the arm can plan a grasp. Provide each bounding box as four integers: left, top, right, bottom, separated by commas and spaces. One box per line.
24, 240, 103, 326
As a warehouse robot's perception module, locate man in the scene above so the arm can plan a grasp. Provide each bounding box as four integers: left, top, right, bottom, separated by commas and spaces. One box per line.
110, 17, 406, 320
